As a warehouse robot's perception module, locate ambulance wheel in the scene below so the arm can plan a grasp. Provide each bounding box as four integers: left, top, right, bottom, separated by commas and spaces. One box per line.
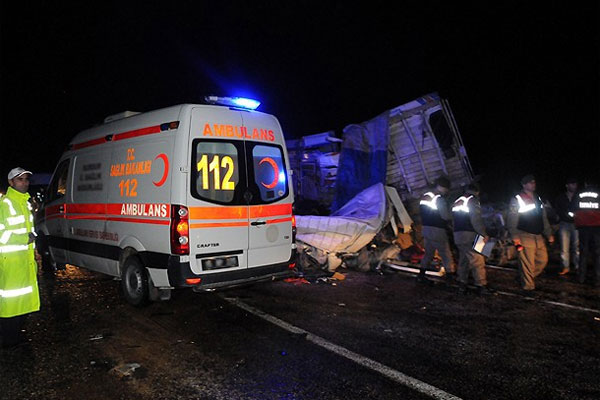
121, 257, 149, 307
36, 236, 56, 273
41, 250, 57, 273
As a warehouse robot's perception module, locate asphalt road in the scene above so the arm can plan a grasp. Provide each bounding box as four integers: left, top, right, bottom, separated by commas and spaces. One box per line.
1, 261, 599, 400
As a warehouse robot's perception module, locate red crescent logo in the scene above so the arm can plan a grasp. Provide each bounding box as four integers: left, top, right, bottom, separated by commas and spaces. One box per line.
259, 157, 279, 189
153, 153, 169, 187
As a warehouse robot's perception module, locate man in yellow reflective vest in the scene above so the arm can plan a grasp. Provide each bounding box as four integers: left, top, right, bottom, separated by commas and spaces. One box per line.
0, 167, 40, 347
507, 174, 554, 294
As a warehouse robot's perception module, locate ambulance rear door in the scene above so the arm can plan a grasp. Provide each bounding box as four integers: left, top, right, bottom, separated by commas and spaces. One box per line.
243, 112, 293, 268
187, 107, 249, 275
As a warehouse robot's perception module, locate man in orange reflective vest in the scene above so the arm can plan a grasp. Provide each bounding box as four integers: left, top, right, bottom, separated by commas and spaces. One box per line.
507, 174, 554, 293
0, 167, 40, 347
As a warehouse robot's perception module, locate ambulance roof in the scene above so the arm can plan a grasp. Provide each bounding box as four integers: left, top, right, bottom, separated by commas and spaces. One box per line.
68, 104, 277, 148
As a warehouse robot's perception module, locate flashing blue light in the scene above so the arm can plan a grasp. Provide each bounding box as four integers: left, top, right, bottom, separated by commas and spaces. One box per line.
278, 171, 286, 183
205, 95, 261, 110
232, 97, 261, 110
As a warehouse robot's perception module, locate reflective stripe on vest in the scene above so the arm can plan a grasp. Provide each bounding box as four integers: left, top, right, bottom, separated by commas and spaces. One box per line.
515, 194, 543, 213
0, 194, 33, 246
420, 192, 440, 210
0, 244, 30, 253
7, 215, 25, 225
515, 194, 544, 234
3, 198, 17, 215
452, 195, 473, 213
0, 286, 33, 298
0, 227, 27, 244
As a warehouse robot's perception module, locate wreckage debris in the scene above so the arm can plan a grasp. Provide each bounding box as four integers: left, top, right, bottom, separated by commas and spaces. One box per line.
283, 277, 311, 285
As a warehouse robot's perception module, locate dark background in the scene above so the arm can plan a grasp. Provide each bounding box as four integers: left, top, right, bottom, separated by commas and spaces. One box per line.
1, 2, 598, 203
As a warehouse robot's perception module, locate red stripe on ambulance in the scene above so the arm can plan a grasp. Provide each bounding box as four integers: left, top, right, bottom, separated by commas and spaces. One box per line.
70, 124, 165, 150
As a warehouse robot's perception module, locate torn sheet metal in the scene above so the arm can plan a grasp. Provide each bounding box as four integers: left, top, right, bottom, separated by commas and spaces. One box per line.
296, 183, 413, 271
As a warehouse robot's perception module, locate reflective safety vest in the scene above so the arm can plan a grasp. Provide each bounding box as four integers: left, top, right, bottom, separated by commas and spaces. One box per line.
452, 195, 474, 232
514, 193, 544, 234
0, 187, 40, 318
574, 189, 600, 227
420, 192, 446, 229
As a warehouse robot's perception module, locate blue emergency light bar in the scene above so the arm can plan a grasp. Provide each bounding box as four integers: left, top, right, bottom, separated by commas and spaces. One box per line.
205, 95, 261, 110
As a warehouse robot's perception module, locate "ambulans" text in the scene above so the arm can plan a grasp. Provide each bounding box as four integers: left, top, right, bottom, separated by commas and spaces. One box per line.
203, 124, 275, 141
120, 203, 168, 217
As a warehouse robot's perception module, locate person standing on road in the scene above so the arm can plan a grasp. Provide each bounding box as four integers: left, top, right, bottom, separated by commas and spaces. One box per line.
417, 176, 456, 284
572, 181, 600, 287
452, 183, 494, 295
553, 177, 579, 276
0, 167, 40, 348
507, 174, 554, 293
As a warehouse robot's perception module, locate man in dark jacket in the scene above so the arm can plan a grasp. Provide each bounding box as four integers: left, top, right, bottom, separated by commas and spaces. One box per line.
417, 176, 455, 283
452, 183, 494, 294
507, 174, 554, 293
553, 178, 579, 275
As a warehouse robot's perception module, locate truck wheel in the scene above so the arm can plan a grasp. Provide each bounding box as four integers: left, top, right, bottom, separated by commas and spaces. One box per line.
121, 257, 149, 307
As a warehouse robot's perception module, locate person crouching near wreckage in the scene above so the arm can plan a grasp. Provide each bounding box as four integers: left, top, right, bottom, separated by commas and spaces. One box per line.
452, 183, 495, 295
417, 176, 456, 284
507, 174, 554, 294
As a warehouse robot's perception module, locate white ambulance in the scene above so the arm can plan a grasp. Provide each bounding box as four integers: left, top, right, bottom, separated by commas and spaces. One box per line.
36, 96, 296, 305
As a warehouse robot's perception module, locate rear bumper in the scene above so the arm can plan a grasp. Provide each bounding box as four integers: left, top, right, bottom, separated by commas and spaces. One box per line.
192, 263, 294, 291
156, 250, 296, 289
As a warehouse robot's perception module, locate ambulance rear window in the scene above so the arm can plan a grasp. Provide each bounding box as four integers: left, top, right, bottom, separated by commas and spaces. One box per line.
192, 141, 242, 204
251, 144, 288, 203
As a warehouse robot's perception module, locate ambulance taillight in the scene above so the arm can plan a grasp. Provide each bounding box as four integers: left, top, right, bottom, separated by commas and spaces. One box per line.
289, 214, 297, 269
171, 205, 189, 255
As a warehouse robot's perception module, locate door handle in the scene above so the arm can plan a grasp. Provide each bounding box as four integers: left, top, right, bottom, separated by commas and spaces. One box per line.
251, 220, 266, 226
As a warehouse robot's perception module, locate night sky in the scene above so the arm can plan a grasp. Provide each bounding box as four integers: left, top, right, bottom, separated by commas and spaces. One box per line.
1, 2, 598, 202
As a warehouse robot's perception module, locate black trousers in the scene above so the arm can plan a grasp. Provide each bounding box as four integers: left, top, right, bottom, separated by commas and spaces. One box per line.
0, 314, 27, 347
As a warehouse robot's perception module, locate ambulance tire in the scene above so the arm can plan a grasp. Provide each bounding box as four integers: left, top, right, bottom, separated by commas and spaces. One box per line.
36, 235, 56, 273
121, 257, 150, 307
40, 250, 57, 273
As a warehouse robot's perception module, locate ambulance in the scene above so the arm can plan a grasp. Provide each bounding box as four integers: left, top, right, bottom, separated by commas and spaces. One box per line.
36, 96, 297, 305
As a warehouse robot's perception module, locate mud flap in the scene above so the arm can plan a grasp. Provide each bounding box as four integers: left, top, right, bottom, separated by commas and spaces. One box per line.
148, 275, 172, 302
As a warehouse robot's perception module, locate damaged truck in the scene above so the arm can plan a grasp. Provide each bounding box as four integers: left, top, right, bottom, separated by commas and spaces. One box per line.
286, 131, 342, 215
291, 93, 512, 273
